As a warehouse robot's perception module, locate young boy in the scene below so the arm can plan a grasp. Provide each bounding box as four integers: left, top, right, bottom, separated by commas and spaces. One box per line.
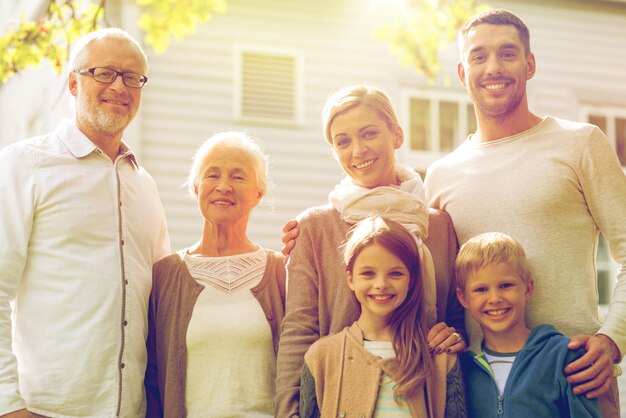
455, 232, 602, 418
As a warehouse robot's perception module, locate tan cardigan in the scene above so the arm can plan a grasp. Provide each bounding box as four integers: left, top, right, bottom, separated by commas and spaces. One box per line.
276, 206, 461, 417
301, 323, 460, 418
145, 250, 286, 418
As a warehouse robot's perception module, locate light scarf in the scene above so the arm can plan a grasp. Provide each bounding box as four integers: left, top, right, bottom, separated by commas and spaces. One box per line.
329, 164, 437, 327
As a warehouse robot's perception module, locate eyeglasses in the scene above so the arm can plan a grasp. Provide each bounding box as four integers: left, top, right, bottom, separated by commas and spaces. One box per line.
74, 67, 148, 88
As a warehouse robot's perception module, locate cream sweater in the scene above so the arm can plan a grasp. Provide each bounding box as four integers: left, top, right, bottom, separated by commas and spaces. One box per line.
425, 116, 626, 354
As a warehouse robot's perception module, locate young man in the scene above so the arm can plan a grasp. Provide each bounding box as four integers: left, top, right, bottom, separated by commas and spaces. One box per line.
456, 232, 601, 417
0, 29, 170, 417
424, 9, 626, 417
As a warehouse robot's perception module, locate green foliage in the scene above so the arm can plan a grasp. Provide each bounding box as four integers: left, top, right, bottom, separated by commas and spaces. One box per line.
374, 0, 490, 80
0, 1, 104, 83
0, 0, 226, 83
138, 0, 227, 53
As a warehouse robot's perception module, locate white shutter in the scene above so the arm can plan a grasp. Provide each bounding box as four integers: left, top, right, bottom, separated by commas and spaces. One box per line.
235, 46, 303, 124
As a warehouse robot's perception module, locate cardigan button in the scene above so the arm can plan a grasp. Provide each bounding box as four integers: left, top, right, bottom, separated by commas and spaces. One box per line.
339, 411, 346, 417
266, 315, 272, 320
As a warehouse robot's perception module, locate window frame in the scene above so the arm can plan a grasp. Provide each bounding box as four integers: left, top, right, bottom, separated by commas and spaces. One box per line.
399, 89, 475, 169
580, 104, 626, 168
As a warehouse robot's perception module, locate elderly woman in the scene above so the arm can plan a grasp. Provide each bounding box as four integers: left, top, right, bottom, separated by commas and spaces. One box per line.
145, 132, 286, 417
275, 85, 466, 417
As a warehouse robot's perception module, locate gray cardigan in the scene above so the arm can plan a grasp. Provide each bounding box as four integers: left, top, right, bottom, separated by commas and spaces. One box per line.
145, 249, 286, 418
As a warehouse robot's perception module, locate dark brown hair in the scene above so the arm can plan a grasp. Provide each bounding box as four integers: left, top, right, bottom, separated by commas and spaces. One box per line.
459, 9, 531, 56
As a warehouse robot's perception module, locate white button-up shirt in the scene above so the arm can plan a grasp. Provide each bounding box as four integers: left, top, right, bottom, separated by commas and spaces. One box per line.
0, 120, 170, 417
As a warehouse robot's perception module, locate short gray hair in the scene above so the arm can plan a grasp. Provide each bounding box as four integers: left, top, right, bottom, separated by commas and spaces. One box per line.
69, 27, 147, 72
187, 131, 268, 199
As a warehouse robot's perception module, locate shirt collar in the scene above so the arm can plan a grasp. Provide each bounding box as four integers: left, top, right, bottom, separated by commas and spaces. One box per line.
55, 119, 139, 169
118, 142, 139, 169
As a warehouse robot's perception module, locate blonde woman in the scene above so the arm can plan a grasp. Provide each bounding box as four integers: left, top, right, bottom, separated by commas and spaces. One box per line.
276, 85, 465, 416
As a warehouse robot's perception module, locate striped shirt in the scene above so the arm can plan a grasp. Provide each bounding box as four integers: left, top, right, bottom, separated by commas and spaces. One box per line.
364, 340, 412, 416
483, 346, 517, 395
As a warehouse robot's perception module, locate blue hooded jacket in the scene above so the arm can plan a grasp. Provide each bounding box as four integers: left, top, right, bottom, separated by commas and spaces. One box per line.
461, 324, 602, 418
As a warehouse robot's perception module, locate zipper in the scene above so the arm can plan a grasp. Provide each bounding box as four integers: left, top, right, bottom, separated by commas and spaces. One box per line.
474, 352, 505, 418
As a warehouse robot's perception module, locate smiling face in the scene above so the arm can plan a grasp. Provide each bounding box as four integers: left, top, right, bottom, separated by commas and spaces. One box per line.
457, 261, 533, 351
329, 105, 403, 189
69, 37, 145, 140
458, 23, 535, 122
347, 242, 410, 326
194, 144, 263, 227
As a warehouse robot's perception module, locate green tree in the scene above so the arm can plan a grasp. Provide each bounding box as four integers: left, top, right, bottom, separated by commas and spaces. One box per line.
0, 0, 226, 83
375, 0, 490, 80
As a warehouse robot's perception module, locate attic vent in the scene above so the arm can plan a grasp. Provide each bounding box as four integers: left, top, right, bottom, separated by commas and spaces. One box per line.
236, 47, 302, 124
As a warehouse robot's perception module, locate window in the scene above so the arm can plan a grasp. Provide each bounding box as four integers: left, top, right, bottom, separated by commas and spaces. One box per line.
234, 46, 303, 125
400, 90, 475, 170
406, 91, 475, 154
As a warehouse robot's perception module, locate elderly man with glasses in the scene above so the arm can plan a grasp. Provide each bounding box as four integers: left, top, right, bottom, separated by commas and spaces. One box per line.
0, 28, 170, 418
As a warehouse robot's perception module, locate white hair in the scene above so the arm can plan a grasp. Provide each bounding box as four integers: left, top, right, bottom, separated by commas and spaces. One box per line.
187, 131, 269, 199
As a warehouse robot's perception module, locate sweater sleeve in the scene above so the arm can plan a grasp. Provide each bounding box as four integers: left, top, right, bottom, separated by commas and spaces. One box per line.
562, 348, 603, 418
425, 208, 465, 336
144, 278, 163, 418
299, 362, 321, 418
441, 212, 465, 338
0, 145, 34, 414
275, 214, 322, 417
444, 359, 468, 418
579, 128, 626, 358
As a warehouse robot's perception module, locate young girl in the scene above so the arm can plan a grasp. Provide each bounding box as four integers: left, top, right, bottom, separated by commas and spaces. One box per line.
299, 216, 466, 418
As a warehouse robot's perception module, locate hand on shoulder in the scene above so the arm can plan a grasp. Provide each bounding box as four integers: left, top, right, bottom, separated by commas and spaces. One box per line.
281, 219, 299, 258
427, 322, 466, 354
565, 334, 619, 398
